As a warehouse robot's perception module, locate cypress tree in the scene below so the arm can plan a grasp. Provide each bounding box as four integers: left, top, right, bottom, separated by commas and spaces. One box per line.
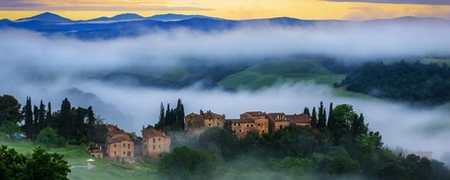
24, 97, 33, 139
176, 99, 185, 131
46, 102, 52, 128
33, 105, 39, 140
310, 107, 317, 128
39, 100, 46, 131
59, 98, 72, 140
317, 101, 326, 129
327, 102, 334, 129
156, 102, 165, 130
303, 107, 310, 116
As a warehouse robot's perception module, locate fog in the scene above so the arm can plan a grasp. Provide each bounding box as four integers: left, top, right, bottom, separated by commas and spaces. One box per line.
1, 21, 450, 162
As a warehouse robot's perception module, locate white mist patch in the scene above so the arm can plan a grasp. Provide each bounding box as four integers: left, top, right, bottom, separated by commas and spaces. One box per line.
0, 21, 450, 162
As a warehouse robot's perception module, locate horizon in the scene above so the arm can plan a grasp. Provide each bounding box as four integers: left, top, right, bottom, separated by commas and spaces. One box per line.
3, 11, 450, 22
1, 0, 450, 21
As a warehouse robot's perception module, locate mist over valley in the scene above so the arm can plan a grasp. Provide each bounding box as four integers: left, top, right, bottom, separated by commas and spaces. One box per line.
1, 13, 450, 164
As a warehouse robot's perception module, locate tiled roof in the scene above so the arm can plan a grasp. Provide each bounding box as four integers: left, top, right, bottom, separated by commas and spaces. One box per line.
142, 127, 166, 139
286, 113, 311, 123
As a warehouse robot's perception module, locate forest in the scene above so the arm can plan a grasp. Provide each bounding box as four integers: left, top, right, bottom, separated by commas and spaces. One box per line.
336, 60, 450, 105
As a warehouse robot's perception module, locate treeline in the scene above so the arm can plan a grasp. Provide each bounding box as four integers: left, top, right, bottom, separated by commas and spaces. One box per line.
159, 102, 450, 179
154, 99, 185, 132
0, 95, 107, 147
336, 60, 450, 105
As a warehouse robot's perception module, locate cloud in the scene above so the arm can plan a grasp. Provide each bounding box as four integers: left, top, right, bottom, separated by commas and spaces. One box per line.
0, 21, 450, 161
326, 0, 450, 6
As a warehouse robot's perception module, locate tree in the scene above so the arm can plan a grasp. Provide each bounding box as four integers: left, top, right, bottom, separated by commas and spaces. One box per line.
329, 104, 355, 146
155, 102, 165, 131
36, 127, 58, 148
23, 97, 33, 139
317, 101, 326, 129
0, 145, 70, 180
38, 100, 46, 131
0, 94, 22, 124
0, 121, 22, 138
23, 147, 71, 180
158, 146, 218, 180
0, 145, 27, 180
310, 107, 317, 128
46, 102, 52, 128
303, 107, 310, 116
59, 98, 72, 141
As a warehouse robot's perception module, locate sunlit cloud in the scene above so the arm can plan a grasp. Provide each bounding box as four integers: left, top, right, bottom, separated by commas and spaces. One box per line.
327, 0, 450, 5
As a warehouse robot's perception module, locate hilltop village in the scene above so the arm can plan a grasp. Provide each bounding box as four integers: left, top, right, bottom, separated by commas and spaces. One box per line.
90, 110, 312, 161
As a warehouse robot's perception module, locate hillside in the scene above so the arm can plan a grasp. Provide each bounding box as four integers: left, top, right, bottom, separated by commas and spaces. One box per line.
0, 140, 158, 179
218, 59, 346, 90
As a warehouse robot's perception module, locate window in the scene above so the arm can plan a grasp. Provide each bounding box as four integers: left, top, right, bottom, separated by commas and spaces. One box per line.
114, 151, 116, 155
123, 151, 125, 155
153, 138, 155, 143
209, 123, 211, 126
262, 130, 265, 133
128, 144, 130, 149
123, 143, 125, 147
217, 123, 219, 126
239, 130, 242, 132
114, 144, 116, 147
279, 125, 283, 130
127, 151, 131, 156
159, 145, 161, 149
153, 145, 155, 150
258, 123, 261, 126
159, 138, 161, 141
246, 124, 249, 127
251, 124, 253, 127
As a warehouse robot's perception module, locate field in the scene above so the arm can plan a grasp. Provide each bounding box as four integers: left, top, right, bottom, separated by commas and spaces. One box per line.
0, 139, 158, 180
218, 59, 345, 90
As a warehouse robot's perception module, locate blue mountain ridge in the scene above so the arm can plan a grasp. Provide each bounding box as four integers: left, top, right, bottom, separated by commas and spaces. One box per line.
1, 12, 449, 40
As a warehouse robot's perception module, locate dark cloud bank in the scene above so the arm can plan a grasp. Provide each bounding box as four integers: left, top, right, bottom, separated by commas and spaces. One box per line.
0, 20, 449, 162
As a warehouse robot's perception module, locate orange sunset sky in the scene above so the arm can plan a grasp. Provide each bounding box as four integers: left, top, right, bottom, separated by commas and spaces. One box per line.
0, 0, 449, 20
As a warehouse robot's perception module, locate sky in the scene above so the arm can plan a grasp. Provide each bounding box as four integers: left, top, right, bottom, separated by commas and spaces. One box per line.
0, 0, 450, 20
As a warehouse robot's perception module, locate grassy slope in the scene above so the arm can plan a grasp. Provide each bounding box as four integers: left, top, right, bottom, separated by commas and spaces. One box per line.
0, 140, 158, 180
218, 59, 345, 90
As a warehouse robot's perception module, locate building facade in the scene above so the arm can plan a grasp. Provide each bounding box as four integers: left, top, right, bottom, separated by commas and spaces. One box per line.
105, 125, 135, 158
142, 127, 171, 158
185, 110, 226, 134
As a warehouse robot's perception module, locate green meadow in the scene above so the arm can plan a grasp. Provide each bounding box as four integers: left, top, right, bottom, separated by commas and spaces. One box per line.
0, 139, 158, 180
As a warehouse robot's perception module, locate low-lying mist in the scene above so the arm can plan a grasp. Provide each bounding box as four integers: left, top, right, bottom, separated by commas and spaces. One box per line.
1, 20, 449, 162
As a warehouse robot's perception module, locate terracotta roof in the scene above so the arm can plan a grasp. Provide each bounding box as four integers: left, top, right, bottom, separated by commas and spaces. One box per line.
286, 113, 311, 123
229, 119, 254, 123
242, 111, 266, 116
203, 110, 224, 119
142, 127, 166, 139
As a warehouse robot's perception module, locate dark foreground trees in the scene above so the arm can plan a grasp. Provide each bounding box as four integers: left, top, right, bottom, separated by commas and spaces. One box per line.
0, 145, 71, 180
158, 146, 218, 180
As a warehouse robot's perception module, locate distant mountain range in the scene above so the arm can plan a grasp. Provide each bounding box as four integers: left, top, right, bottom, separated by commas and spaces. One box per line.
1, 12, 449, 39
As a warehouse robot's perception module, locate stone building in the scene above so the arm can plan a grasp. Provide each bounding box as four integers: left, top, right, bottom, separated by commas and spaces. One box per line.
185, 110, 226, 134
268, 113, 312, 133
105, 125, 135, 158
230, 111, 270, 138
142, 127, 171, 158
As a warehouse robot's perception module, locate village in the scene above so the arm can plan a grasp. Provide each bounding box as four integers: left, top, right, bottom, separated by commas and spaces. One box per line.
89, 110, 312, 162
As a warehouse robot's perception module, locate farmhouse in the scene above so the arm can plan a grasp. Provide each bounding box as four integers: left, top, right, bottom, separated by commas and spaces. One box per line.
141, 127, 171, 158
185, 110, 226, 135
105, 125, 135, 158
